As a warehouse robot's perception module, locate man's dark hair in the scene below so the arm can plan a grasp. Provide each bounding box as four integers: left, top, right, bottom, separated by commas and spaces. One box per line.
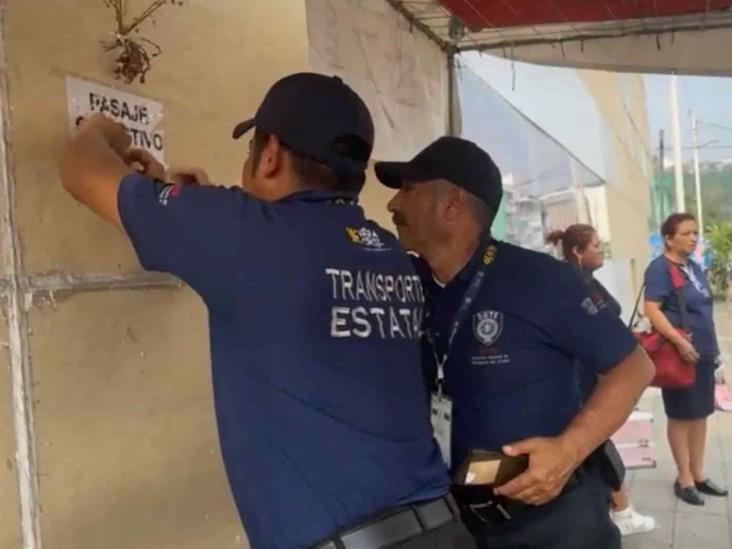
251, 129, 363, 193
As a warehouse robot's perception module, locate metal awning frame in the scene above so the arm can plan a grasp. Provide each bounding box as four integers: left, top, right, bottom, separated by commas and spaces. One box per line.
386, 0, 732, 54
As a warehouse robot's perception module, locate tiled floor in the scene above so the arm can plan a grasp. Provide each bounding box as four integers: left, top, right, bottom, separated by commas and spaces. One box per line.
623, 303, 732, 548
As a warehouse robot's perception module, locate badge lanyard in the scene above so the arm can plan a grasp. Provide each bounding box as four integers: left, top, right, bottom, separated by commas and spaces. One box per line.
425, 241, 498, 396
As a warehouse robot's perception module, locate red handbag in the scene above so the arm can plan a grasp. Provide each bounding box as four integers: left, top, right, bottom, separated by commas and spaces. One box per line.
630, 260, 695, 389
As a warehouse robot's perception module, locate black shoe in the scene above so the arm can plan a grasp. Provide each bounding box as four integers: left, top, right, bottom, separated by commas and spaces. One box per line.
695, 479, 729, 497
675, 482, 705, 506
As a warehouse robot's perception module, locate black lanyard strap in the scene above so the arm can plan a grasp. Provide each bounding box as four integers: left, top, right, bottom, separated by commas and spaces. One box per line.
426, 241, 498, 393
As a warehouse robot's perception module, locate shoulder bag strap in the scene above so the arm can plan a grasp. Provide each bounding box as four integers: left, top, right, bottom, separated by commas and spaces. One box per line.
628, 284, 646, 329
668, 262, 691, 334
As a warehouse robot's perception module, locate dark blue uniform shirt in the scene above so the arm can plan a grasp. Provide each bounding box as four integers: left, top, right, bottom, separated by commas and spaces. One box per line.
645, 255, 719, 360
575, 268, 623, 400
118, 174, 448, 549
419, 241, 638, 471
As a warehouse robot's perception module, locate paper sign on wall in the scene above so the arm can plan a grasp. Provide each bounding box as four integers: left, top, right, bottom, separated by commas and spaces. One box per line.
65, 76, 165, 163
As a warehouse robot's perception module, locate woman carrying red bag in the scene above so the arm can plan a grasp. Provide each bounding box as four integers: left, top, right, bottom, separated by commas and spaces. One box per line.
644, 213, 726, 506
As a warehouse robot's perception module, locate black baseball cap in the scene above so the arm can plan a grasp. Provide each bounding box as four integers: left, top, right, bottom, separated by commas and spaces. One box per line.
233, 72, 374, 186
375, 136, 503, 211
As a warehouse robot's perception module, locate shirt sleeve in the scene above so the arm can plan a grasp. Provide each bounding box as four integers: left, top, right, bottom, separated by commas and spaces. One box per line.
545, 265, 638, 374
117, 173, 264, 301
644, 259, 672, 303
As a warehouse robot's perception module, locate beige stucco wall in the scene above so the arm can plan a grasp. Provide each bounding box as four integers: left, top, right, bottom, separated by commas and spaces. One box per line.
361, 164, 397, 231
306, 0, 448, 161
0, 322, 21, 549
6, 0, 310, 274
579, 70, 652, 290
2, 1, 313, 547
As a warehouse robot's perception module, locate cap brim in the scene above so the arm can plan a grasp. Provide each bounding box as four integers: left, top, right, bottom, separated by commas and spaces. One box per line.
374, 161, 414, 189
232, 118, 255, 140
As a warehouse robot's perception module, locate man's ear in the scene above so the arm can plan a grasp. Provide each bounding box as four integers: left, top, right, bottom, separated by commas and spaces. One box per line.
443, 186, 466, 221
258, 134, 285, 180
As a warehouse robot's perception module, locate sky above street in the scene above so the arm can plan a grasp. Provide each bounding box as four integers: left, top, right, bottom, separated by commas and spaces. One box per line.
645, 74, 732, 163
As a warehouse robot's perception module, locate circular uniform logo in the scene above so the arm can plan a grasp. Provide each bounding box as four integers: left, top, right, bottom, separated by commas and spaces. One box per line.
473, 310, 503, 346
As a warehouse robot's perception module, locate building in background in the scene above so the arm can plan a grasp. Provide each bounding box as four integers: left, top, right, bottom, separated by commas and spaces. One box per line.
459, 55, 653, 316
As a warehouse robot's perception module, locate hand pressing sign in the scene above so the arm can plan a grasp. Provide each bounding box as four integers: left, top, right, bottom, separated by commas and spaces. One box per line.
169, 166, 211, 186
78, 113, 131, 157
125, 148, 166, 181
125, 149, 211, 186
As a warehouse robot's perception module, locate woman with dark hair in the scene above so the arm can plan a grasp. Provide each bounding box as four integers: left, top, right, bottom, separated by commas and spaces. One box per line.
547, 224, 656, 536
644, 213, 727, 506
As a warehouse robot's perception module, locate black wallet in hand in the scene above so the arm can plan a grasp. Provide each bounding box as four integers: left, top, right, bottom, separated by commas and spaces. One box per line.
451, 450, 530, 520
453, 449, 529, 487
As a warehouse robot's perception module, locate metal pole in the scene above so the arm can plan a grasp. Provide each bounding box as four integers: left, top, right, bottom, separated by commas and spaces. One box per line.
447, 51, 462, 137
659, 129, 665, 179
670, 75, 686, 212
658, 129, 665, 225
691, 113, 704, 236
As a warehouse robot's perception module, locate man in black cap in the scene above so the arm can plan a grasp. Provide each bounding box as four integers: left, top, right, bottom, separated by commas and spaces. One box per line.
58, 74, 477, 549
375, 136, 655, 548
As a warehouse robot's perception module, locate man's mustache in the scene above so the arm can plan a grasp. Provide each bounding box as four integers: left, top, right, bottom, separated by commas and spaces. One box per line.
392, 212, 407, 226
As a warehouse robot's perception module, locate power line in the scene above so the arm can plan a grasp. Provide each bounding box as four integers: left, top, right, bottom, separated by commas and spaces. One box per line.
653, 144, 732, 151
697, 120, 732, 132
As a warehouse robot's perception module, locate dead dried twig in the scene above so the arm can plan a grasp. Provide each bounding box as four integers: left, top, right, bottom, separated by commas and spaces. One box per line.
102, 0, 184, 84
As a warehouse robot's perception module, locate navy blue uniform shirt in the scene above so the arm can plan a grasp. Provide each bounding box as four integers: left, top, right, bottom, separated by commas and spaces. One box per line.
575, 268, 623, 400
645, 255, 719, 360
118, 174, 448, 549
419, 241, 638, 471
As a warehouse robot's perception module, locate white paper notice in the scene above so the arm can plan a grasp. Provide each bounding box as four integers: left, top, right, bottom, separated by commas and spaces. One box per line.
65, 76, 165, 163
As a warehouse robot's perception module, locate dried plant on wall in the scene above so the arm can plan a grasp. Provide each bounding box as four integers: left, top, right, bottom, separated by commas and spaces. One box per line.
102, 0, 185, 84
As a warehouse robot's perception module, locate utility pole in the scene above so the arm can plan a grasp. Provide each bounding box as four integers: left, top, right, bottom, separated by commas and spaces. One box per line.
658, 129, 665, 225
659, 129, 665, 177
691, 113, 704, 236
670, 75, 686, 212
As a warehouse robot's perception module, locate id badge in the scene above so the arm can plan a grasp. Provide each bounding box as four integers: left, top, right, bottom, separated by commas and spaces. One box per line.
430, 392, 453, 468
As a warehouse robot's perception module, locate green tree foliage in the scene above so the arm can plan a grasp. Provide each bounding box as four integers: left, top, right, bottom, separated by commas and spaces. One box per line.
706, 222, 732, 296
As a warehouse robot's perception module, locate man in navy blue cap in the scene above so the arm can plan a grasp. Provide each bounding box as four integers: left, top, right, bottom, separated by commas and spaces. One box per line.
58, 74, 477, 549
376, 136, 655, 549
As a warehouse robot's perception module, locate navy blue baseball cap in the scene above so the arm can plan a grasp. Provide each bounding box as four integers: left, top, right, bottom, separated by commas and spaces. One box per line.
233, 73, 374, 186
375, 136, 503, 211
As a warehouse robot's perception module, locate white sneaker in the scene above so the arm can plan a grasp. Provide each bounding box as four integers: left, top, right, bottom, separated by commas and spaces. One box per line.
610, 506, 656, 536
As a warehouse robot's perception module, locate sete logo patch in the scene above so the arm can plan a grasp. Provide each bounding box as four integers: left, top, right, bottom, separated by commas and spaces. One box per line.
473, 310, 503, 346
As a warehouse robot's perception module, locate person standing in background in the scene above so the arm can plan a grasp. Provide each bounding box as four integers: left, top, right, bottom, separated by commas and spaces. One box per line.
547, 224, 656, 536
644, 213, 727, 506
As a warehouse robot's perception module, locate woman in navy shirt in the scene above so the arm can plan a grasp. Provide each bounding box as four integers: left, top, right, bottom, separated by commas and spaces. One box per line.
548, 224, 655, 537
644, 213, 727, 506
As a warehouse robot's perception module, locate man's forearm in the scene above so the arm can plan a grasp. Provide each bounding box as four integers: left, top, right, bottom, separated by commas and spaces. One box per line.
60, 129, 127, 191
558, 346, 654, 464
59, 127, 131, 227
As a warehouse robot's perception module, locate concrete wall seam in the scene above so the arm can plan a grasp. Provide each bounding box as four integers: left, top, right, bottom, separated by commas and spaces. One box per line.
0, 3, 41, 547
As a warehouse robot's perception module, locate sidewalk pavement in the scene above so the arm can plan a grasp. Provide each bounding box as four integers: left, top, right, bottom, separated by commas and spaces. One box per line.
623, 303, 732, 549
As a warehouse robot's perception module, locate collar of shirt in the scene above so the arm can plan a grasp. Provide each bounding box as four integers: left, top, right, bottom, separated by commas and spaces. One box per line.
450, 232, 498, 285
278, 189, 359, 205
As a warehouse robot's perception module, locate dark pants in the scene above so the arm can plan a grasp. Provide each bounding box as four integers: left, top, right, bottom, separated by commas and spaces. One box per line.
394, 519, 478, 548
462, 468, 620, 549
